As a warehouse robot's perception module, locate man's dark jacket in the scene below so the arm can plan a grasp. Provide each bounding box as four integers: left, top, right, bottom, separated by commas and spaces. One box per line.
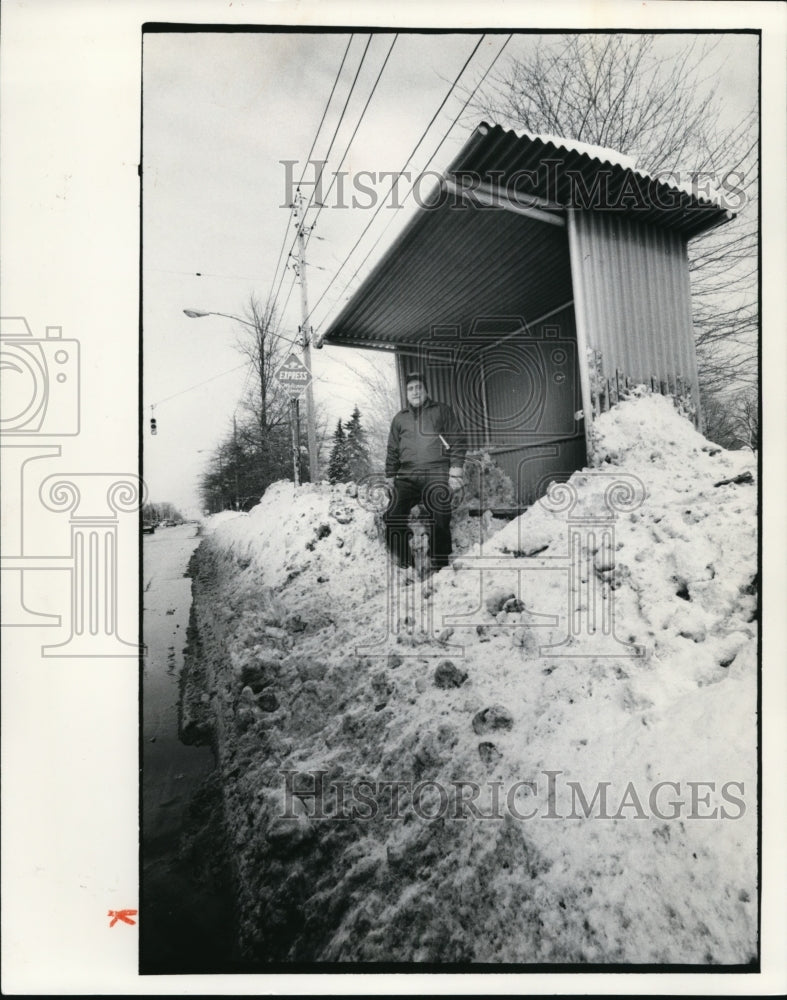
385, 398, 468, 476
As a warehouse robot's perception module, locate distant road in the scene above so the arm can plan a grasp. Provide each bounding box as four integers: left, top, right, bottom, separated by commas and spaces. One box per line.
142, 521, 207, 848
141, 523, 234, 973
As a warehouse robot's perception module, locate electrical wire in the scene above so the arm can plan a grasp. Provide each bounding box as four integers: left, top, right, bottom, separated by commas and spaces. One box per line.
277, 272, 299, 329
298, 34, 374, 223
151, 362, 249, 407
152, 39, 364, 420
267, 35, 374, 323
297, 33, 357, 189
311, 34, 513, 331
156, 37, 509, 413
306, 34, 399, 247
153, 315, 304, 409
303, 33, 485, 323
263, 33, 355, 322
147, 267, 262, 281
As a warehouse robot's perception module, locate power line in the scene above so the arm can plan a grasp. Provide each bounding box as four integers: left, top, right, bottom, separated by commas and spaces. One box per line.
298, 33, 356, 189
268, 36, 374, 326
306, 34, 399, 247
154, 35, 364, 426
299, 34, 374, 223
312, 33, 510, 329
278, 271, 298, 325
159, 37, 510, 414
147, 267, 262, 280
311, 34, 513, 332
303, 33, 489, 327
151, 362, 249, 407
268, 35, 374, 323
154, 312, 304, 409
263, 33, 355, 322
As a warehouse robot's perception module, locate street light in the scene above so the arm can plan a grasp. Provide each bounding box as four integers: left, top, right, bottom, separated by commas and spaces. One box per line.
184, 306, 317, 482
183, 308, 258, 329
184, 309, 304, 349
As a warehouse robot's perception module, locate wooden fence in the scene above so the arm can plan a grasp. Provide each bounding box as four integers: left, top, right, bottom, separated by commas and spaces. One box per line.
590, 368, 697, 425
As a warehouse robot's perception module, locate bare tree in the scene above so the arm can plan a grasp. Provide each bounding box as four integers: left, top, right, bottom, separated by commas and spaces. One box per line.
700, 385, 759, 452
333, 353, 400, 468
233, 294, 291, 463
197, 294, 311, 509
471, 34, 758, 398
197, 294, 336, 505
141, 500, 185, 523
735, 392, 759, 451
699, 387, 745, 450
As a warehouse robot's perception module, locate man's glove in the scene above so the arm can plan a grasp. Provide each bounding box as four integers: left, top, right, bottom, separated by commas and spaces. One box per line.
448, 467, 464, 493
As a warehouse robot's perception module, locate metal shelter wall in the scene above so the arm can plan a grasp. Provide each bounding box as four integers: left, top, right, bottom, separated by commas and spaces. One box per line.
395, 303, 585, 505
566, 210, 701, 416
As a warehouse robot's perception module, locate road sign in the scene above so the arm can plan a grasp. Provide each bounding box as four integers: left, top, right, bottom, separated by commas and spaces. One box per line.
275, 353, 312, 396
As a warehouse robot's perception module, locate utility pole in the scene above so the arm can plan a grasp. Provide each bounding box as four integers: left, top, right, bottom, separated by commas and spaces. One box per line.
233, 413, 240, 510
293, 189, 320, 482
290, 398, 301, 486
216, 451, 226, 510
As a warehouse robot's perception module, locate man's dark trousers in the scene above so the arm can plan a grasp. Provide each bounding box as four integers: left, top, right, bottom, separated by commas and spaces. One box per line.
384, 470, 453, 569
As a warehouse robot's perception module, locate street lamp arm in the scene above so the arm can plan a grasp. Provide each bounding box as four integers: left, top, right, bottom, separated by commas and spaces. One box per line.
183, 307, 303, 351
183, 309, 257, 330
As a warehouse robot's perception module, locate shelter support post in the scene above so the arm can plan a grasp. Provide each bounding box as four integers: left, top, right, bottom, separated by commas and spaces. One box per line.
565, 210, 596, 461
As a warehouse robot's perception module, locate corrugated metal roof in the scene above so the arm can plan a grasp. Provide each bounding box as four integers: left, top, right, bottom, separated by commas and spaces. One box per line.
321, 194, 573, 349
321, 123, 733, 351
442, 123, 734, 237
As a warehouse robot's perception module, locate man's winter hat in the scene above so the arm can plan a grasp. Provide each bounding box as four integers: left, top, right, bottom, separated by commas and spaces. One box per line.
405, 370, 427, 387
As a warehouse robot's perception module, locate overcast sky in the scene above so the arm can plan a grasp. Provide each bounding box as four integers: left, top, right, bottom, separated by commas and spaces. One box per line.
142, 30, 757, 514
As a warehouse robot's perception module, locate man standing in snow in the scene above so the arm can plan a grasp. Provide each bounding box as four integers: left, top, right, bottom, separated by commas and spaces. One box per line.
384, 371, 467, 571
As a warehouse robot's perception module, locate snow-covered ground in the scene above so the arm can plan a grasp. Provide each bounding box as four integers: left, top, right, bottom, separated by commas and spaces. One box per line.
198, 509, 248, 535
183, 393, 757, 964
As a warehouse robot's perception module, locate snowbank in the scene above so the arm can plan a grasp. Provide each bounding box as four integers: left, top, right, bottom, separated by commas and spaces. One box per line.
183, 394, 757, 964
199, 509, 248, 536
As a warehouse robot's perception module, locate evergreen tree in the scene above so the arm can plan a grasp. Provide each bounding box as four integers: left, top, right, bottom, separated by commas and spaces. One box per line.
327, 418, 350, 483
344, 405, 371, 482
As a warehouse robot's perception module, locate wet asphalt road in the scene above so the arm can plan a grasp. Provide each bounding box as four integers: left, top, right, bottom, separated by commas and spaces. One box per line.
141, 524, 235, 973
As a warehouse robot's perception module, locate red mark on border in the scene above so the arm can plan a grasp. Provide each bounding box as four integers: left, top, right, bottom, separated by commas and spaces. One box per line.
108, 909, 137, 927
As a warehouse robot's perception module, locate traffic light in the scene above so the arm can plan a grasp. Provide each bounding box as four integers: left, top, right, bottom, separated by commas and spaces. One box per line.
150, 417, 157, 435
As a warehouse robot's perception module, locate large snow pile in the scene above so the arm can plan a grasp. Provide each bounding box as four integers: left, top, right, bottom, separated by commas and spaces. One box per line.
199, 509, 248, 536
185, 393, 757, 964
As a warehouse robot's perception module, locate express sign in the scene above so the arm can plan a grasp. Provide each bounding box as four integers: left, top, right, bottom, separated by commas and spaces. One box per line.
275, 354, 312, 394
